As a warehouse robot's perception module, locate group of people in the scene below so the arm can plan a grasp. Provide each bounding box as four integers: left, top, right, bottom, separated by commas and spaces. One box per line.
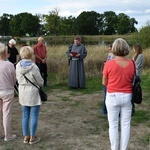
102, 39, 144, 150
0, 36, 144, 149
0, 37, 48, 144
66, 37, 144, 150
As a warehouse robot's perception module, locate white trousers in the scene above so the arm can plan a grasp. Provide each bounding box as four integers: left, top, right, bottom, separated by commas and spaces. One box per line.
106, 92, 132, 150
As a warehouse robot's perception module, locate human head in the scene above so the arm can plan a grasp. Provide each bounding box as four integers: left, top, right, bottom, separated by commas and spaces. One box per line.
108, 44, 112, 52
9, 39, 16, 47
74, 36, 81, 45
21, 43, 28, 47
20, 46, 33, 60
0, 43, 7, 58
133, 44, 142, 54
112, 38, 129, 56
38, 37, 44, 45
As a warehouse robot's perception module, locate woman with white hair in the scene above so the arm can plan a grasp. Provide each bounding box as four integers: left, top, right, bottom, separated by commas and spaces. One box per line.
7, 39, 19, 66
16, 46, 44, 144
0, 43, 16, 141
102, 38, 135, 150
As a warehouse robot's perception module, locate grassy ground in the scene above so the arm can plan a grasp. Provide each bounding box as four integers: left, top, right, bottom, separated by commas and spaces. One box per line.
0, 75, 149, 150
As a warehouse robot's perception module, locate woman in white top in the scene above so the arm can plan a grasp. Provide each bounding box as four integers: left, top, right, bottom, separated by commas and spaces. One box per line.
16, 46, 43, 144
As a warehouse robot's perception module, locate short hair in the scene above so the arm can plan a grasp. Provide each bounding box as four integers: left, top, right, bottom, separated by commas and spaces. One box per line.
20, 46, 33, 59
9, 39, 16, 45
74, 36, 81, 41
0, 43, 7, 56
38, 37, 44, 42
112, 38, 129, 56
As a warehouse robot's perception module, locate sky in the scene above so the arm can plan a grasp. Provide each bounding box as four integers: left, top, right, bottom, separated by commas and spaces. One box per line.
0, 0, 150, 30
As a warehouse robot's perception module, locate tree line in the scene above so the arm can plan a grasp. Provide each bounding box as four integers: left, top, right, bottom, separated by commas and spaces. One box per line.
0, 9, 138, 37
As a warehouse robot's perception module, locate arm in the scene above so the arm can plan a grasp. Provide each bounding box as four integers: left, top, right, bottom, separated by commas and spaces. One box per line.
102, 61, 108, 86
135, 54, 144, 76
102, 75, 108, 86
79, 45, 87, 60
32, 65, 44, 87
66, 44, 73, 57
42, 45, 47, 64
15, 47, 20, 65
35, 53, 46, 64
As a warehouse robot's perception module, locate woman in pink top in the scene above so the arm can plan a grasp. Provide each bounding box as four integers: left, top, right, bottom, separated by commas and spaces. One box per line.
102, 38, 134, 150
0, 43, 16, 141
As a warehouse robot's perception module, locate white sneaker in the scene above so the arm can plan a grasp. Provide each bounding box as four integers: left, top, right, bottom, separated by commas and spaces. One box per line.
4, 134, 17, 141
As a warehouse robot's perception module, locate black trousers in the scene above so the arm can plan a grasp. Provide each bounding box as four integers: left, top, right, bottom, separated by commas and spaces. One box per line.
36, 63, 48, 86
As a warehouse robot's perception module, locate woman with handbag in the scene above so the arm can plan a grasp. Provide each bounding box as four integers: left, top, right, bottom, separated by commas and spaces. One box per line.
132, 44, 144, 77
131, 44, 144, 114
16, 46, 43, 144
102, 38, 135, 150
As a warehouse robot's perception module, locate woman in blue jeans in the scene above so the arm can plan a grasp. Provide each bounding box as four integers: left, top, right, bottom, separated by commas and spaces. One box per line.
16, 46, 43, 144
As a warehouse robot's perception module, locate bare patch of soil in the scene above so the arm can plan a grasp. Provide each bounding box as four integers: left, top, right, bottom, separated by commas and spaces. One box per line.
0, 89, 149, 150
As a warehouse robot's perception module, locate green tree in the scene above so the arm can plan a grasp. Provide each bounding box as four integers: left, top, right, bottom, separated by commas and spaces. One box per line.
45, 8, 61, 35
103, 11, 117, 35
0, 13, 13, 35
129, 18, 138, 33
134, 22, 150, 48
9, 12, 40, 36
117, 13, 131, 34
60, 16, 76, 35
75, 11, 102, 35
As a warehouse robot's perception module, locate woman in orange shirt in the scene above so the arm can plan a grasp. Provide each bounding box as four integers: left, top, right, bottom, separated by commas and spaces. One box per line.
102, 38, 134, 150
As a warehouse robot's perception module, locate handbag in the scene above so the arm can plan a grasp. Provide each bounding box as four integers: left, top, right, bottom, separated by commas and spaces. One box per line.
131, 60, 142, 104
23, 74, 47, 102
39, 88, 47, 102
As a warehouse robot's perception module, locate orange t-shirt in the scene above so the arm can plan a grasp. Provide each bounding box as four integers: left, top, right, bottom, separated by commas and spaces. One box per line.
103, 59, 134, 93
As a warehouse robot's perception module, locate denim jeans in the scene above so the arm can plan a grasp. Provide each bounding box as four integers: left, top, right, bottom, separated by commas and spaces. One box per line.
101, 86, 107, 114
22, 105, 40, 136
106, 92, 132, 150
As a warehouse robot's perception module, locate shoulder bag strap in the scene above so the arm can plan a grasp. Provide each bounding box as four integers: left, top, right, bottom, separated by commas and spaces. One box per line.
131, 60, 136, 76
23, 74, 40, 90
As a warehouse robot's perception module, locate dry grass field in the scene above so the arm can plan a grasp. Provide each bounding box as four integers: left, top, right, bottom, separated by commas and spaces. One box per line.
45, 44, 150, 81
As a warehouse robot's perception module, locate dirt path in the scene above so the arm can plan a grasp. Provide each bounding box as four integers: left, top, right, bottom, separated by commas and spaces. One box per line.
0, 89, 149, 150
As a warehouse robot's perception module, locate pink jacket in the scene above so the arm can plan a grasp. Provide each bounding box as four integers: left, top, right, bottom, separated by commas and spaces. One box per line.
0, 60, 16, 92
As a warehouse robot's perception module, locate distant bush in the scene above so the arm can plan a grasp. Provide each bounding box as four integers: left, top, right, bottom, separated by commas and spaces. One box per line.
133, 23, 150, 48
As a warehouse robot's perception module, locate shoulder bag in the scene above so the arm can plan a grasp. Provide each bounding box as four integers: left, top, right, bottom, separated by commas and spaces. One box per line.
131, 60, 142, 104
23, 74, 47, 102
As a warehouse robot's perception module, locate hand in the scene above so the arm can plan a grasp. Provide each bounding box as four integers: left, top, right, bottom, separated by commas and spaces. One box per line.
76, 54, 80, 57
42, 59, 46, 63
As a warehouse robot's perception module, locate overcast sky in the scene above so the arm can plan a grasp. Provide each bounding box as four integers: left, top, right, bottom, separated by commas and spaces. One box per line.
1, 0, 150, 30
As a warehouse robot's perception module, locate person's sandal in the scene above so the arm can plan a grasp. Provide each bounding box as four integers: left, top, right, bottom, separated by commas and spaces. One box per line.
29, 136, 41, 144
23, 136, 30, 144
